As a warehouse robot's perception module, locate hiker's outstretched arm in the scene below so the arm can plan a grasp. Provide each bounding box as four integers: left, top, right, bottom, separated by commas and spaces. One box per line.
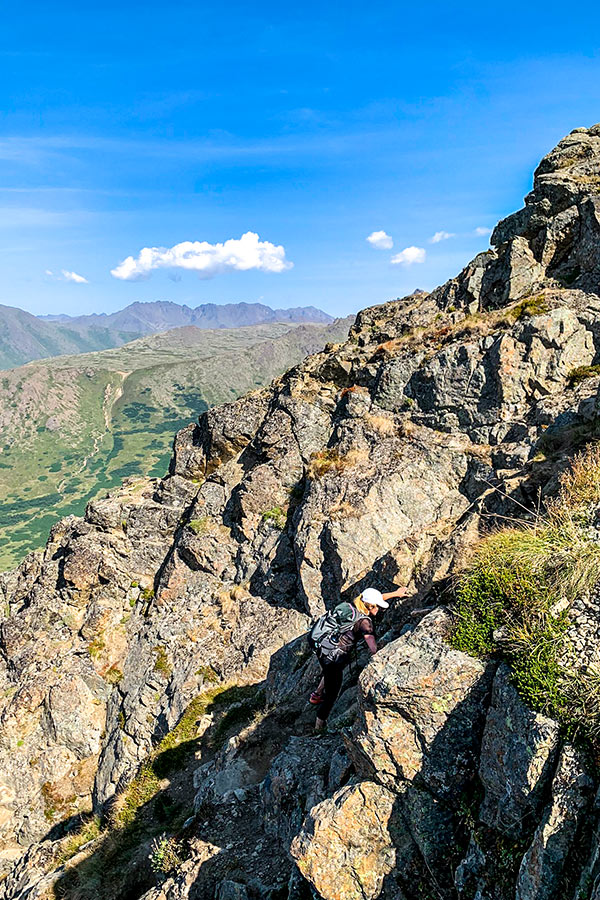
364, 632, 378, 655
381, 586, 408, 602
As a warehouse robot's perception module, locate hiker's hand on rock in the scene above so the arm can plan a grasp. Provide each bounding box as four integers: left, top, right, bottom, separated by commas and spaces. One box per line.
382, 586, 408, 601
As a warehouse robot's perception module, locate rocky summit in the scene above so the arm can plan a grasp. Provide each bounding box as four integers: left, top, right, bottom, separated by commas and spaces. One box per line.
2, 125, 600, 900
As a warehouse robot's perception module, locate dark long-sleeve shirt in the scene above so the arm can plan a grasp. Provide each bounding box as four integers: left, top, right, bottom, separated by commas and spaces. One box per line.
338, 616, 377, 657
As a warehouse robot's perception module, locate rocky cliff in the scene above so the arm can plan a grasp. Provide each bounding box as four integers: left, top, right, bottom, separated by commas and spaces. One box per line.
2, 124, 600, 900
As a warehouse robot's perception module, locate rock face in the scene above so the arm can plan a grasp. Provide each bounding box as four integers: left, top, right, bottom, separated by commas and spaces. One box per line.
2, 125, 600, 900
516, 744, 594, 900
290, 782, 397, 900
478, 665, 561, 838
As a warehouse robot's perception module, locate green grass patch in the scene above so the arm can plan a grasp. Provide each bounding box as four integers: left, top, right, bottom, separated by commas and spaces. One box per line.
261, 506, 287, 529
505, 292, 549, 320
451, 443, 600, 745
56, 816, 102, 865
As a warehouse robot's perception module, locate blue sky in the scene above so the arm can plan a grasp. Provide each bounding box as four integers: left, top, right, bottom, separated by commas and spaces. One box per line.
2, 1, 600, 318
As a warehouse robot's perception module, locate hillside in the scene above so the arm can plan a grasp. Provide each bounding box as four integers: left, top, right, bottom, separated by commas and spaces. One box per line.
0, 319, 351, 570
2, 124, 600, 900
0, 305, 124, 370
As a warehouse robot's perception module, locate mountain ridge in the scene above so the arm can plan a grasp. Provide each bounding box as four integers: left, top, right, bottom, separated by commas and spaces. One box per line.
3, 124, 600, 899
0, 300, 333, 369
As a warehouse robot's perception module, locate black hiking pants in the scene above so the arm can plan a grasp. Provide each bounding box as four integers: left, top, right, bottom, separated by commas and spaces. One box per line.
316, 653, 346, 721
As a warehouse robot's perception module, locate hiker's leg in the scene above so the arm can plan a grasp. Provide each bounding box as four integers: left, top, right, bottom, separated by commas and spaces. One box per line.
318, 660, 344, 720
309, 658, 326, 703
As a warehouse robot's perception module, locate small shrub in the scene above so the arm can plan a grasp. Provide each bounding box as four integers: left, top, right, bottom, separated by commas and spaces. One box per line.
140, 587, 154, 601
105, 666, 123, 685
506, 293, 549, 320
568, 365, 600, 387
149, 834, 182, 877
153, 647, 172, 678
261, 506, 286, 530
88, 635, 105, 659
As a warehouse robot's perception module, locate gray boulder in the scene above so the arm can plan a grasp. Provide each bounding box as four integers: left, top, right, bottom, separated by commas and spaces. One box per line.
479, 665, 561, 839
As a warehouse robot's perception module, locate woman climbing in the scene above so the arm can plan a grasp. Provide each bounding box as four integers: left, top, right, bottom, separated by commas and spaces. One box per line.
307, 586, 407, 732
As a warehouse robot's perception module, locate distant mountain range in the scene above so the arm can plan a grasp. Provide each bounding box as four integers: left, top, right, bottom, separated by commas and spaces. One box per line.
0, 300, 333, 369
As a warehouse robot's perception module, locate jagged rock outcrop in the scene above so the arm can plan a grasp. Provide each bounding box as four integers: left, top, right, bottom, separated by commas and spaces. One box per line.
2, 124, 600, 899
478, 665, 561, 839
291, 782, 397, 900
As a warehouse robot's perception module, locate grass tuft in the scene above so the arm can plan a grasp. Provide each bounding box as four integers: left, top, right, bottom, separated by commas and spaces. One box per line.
505, 293, 549, 320
261, 506, 287, 529
307, 448, 368, 479
152, 646, 172, 678
57, 816, 102, 865
567, 365, 600, 386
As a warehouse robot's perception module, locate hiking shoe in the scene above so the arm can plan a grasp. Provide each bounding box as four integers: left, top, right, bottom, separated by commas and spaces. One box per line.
309, 691, 324, 705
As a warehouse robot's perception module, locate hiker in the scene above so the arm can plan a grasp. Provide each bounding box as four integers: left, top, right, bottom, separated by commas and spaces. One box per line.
308, 586, 407, 732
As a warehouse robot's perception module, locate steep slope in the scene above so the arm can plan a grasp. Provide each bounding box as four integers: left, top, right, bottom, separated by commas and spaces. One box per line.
0, 319, 351, 571
2, 124, 600, 900
0, 302, 333, 369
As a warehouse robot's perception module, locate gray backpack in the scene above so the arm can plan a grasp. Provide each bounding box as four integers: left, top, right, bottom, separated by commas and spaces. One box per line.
309, 602, 367, 661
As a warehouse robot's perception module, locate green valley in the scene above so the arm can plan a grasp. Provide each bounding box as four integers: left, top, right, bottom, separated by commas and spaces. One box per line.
0, 319, 351, 570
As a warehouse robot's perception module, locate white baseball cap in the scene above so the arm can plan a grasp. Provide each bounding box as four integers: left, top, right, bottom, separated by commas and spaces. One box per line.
361, 588, 389, 609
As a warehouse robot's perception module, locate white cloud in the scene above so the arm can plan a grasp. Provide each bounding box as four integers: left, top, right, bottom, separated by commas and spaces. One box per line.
62, 269, 88, 283
366, 230, 393, 250
111, 231, 293, 281
45, 268, 88, 283
390, 246, 426, 266
475, 226, 492, 236
430, 230, 455, 243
